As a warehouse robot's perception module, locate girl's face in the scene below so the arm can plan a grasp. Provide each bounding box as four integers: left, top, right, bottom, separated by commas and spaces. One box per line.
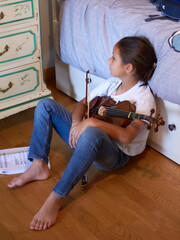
108, 45, 126, 78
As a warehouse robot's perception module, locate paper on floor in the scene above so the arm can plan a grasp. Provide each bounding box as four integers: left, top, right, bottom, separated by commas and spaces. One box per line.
0, 146, 50, 175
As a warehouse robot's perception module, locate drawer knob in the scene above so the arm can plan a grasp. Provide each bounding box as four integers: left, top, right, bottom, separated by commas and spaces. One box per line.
0, 81, 13, 93
0, 12, 4, 20
0, 45, 9, 57
168, 124, 176, 131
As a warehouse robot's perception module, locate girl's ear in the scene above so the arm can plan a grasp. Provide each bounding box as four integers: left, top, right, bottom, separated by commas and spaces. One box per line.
125, 63, 134, 73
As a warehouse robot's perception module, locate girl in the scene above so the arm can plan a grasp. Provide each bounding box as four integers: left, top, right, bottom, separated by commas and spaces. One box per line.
8, 36, 157, 231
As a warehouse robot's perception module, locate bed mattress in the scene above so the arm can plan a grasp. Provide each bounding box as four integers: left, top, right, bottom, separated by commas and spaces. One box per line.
59, 0, 180, 105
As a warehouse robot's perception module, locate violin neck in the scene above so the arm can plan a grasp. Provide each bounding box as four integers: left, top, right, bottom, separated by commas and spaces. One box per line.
105, 108, 157, 123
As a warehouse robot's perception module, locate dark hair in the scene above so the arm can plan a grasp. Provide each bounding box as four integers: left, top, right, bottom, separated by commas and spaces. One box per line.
116, 36, 157, 83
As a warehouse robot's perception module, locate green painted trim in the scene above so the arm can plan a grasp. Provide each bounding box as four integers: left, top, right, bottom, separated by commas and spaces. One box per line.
38, 0, 45, 83
0, 67, 39, 101
0, 94, 52, 112
0, 30, 36, 64
0, 0, 34, 26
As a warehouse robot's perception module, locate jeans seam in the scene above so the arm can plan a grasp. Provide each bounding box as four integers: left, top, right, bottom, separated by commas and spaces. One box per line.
42, 120, 51, 162
70, 135, 103, 187
50, 106, 72, 145
51, 103, 72, 128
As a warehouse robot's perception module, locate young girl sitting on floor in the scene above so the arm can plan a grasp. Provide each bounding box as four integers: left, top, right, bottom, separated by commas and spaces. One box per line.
8, 36, 157, 231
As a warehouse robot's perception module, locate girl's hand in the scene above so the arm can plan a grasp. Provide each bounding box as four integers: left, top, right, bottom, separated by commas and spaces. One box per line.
69, 122, 80, 148
69, 119, 93, 148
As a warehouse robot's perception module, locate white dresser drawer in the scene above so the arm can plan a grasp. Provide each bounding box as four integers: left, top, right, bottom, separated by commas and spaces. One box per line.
0, 0, 34, 26
0, 61, 42, 106
0, 25, 39, 69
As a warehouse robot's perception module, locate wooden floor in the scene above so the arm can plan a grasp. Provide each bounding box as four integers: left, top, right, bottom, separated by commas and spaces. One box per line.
0, 78, 180, 240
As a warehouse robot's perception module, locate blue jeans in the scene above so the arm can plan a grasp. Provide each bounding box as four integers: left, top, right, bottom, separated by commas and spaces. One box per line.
28, 99, 130, 198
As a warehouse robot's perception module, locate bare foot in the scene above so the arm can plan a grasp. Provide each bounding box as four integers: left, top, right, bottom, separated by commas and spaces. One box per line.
8, 160, 50, 188
30, 192, 64, 230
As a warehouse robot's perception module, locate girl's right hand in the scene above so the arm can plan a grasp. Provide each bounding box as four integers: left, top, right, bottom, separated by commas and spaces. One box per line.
69, 121, 81, 148
69, 118, 94, 148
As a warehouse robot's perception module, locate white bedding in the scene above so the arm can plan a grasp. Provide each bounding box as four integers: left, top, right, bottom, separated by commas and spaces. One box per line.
59, 0, 180, 105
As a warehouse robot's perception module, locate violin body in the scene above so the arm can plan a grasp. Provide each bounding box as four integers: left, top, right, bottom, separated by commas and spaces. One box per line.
89, 96, 136, 127
88, 96, 165, 131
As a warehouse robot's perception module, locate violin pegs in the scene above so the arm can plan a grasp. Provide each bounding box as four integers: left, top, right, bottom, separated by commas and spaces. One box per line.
161, 119, 165, 126
150, 109, 155, 116
154, 126, 159, 132
147, 124, 152, 130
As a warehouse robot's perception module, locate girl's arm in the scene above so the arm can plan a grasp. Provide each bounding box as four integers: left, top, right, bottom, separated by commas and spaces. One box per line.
71, 98, 87, 122
88, 118, 145, 144
70, 113, 145, 148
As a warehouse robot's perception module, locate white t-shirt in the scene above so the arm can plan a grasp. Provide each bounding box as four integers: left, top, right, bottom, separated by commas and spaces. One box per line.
89, 77, 156, 156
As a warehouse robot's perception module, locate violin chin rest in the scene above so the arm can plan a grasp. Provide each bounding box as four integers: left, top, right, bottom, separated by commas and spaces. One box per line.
98, 106, 106, 116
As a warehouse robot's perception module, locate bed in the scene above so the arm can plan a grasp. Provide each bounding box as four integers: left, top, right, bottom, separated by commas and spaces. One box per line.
52, 0, 180, 165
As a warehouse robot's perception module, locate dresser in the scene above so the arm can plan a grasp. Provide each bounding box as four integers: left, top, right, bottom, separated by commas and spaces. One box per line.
0, 0, 52, 119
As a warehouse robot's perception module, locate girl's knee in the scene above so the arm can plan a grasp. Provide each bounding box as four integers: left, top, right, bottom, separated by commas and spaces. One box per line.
36, 98, 54, 112
79, 127, 107, 143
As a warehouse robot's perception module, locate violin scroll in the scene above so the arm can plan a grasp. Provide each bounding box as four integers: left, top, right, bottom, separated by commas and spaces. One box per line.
147, 109, 165, 132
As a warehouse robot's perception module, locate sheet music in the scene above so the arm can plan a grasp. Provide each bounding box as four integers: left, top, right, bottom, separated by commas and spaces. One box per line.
0, 146, 32, 174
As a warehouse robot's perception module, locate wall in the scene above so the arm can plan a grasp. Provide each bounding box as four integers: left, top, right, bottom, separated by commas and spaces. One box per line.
39, 0, 55, 69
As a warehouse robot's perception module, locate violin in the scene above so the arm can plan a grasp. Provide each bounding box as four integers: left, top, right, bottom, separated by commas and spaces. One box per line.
88, 95, 165, 132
